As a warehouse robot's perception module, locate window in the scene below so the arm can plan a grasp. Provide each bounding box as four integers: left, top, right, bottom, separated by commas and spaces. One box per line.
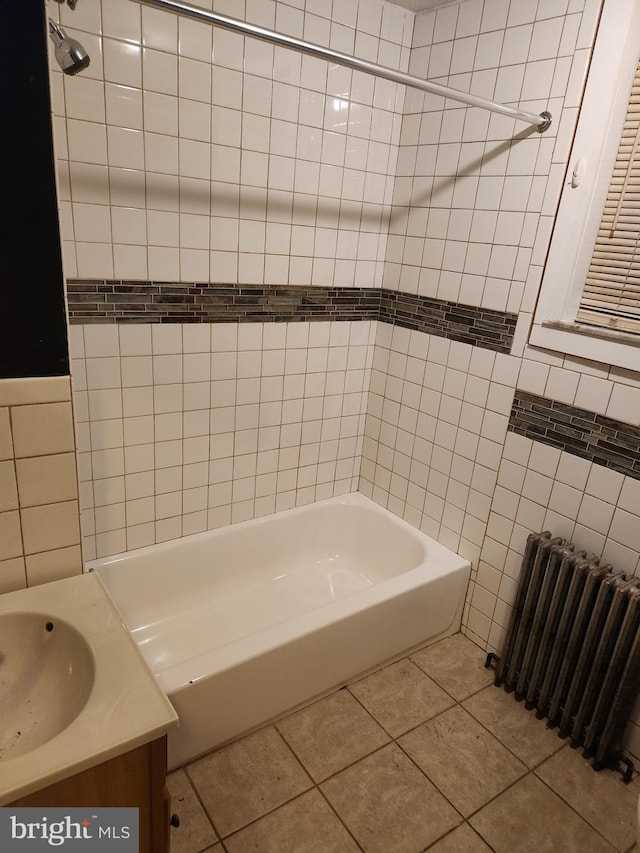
529, 0, 640, 371
576, 57, 640, 334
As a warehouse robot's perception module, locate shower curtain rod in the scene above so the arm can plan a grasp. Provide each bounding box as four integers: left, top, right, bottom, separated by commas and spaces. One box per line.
135, 0, 552, 132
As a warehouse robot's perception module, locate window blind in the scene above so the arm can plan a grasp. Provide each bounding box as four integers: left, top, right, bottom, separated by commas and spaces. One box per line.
577, 58, 640, 334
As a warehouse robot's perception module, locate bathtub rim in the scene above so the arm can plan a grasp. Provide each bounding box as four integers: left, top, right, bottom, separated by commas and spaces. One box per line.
86, 491, 466, 575
89, 491, 472, 767
90, 492, 472, 694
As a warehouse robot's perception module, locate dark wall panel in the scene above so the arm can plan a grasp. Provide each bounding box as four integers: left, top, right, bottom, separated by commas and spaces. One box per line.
0, 0, 69, 378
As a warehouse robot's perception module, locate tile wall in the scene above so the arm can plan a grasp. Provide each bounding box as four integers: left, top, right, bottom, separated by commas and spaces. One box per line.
52, 0, 409, 558
383, 0, 596, 311
359, 0, 640, 756
50, 0, 413, 287
0, 378, 82, 593
49, 0, 640, 754
69, 320, 373, 560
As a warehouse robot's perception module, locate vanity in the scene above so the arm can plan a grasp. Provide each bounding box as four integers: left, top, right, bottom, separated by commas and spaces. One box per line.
0, 573, 178, 853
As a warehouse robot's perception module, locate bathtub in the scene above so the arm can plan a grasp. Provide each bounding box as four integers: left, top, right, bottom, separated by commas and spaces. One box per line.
90, 493, 471, 768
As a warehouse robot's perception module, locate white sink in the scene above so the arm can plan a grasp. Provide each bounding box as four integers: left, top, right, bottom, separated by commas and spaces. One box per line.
0, 613, 95, 761
0, 573, 177, 805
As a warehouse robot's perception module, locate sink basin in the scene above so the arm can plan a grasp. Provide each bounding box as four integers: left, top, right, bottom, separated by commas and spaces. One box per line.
0, 573, 177, 806
0, 612, 95, 761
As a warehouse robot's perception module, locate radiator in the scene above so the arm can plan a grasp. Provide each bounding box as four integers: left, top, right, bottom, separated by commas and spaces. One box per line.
492, 531, 640, 780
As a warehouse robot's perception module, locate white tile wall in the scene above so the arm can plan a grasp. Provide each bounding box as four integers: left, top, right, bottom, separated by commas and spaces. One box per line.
359, 318, 640, 759
70, 320, 373, 559
360, 322, 515, 581
53, 0, 640, 758
383, 0, 597, 310
359, 0, 640, 644
51, 0, 414, 287
355, 0, 640, 759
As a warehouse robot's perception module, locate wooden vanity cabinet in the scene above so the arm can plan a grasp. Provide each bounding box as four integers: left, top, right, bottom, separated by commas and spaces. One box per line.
9, 736, 170, 853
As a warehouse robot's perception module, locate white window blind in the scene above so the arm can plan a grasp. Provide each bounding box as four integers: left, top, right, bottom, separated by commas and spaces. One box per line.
577, 57, 640, 334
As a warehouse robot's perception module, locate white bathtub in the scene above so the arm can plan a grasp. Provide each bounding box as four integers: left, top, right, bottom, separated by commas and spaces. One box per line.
90, 493, 471, 768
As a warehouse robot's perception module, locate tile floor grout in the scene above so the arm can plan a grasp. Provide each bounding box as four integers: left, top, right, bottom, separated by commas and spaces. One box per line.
185, 721, 371, 852
266, 726, 368, 852
308, 786, 366, 853
181, 737, 627, 853
178, 724, 634, 851
181, 773, 636, 851
183, 765, 225, 845
169, 633, 640, 853
179, 742, 635, 851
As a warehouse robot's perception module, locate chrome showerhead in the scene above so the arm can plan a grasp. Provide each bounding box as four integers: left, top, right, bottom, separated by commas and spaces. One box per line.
48, 19, 90, 76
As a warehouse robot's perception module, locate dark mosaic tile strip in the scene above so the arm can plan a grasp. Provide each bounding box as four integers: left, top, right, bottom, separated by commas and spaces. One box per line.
379, 290, 516, 354
66, 281, 379, 325
509, 390, 640, 480
66, 280, 517, 353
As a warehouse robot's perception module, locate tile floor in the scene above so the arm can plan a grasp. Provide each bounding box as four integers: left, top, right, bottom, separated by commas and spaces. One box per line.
167, 633, 640, 853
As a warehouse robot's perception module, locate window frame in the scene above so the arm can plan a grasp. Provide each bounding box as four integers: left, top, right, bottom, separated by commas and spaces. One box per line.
529, 0, 640, 372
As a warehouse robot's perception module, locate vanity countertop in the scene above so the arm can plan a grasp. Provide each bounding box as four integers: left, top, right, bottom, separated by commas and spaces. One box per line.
0, 572, 178, 805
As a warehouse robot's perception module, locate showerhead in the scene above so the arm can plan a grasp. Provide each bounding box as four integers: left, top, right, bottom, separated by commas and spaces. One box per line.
48, 19, 90, 76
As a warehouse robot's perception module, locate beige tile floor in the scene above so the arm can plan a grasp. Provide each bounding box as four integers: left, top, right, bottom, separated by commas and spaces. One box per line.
167, 633, 640, 853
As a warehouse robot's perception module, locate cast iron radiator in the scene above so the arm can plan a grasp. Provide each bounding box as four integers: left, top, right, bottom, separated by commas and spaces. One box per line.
489, 531, 640, 781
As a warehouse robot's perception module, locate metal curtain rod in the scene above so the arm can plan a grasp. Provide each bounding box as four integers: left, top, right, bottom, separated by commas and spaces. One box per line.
135, 0, 552, 132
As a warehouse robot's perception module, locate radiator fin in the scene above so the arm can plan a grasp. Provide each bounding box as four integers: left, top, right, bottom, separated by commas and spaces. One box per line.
495, 531, 640, 772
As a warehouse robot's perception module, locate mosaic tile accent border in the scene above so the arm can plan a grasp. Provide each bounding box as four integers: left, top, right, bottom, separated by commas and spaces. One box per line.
509, 390, 640, 480
66, 280, 517, 354
379, 290, 516, 353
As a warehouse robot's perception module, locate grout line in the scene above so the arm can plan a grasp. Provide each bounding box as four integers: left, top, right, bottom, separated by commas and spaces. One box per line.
315, 785, 367, 853
270, 724, 317, 785
181, 764, 225, 845
178, 634, 635, 852
422, 821, 499, 853
533, 771, 626, 852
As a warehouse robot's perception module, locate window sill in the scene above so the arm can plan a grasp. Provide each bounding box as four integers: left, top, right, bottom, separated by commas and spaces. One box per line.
529, 321, 640, 372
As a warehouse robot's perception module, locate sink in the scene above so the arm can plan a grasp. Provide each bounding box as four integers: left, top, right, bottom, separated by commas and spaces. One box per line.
0, 573, 177, 805
0, 612, 95, 761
